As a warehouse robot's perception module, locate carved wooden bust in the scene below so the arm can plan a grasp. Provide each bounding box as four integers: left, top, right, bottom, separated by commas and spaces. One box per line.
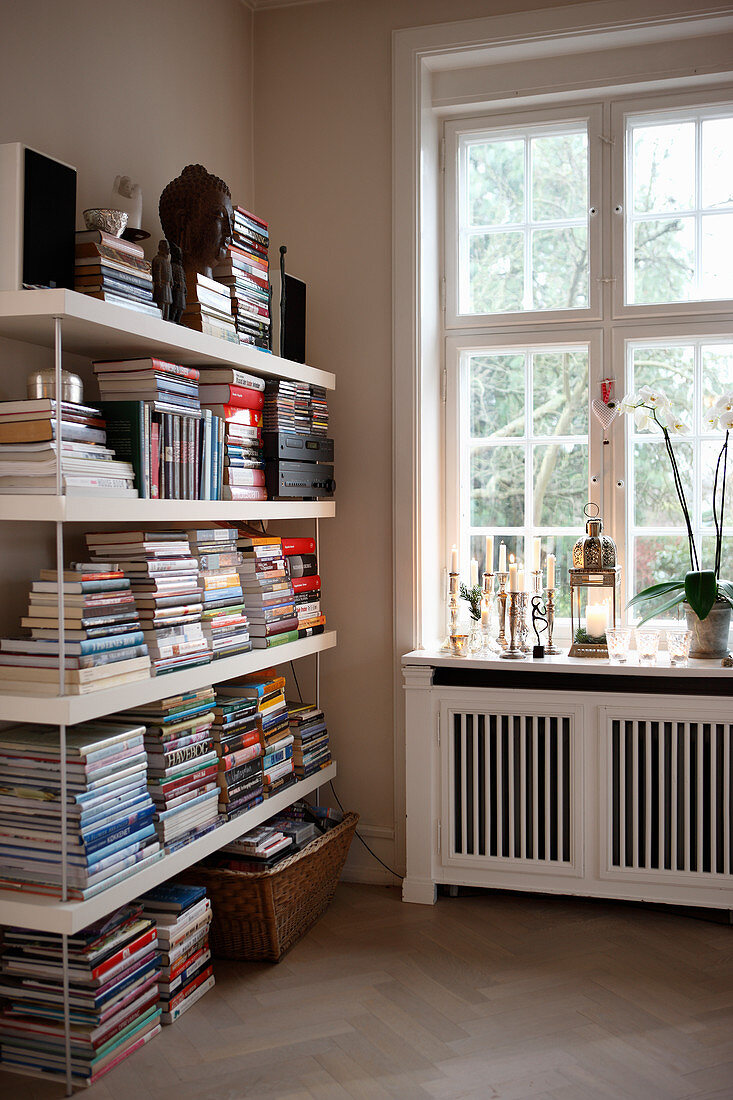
158, 164, 233, 284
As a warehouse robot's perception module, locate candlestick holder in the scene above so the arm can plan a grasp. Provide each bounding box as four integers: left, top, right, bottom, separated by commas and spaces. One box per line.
531, 569, 543, 596
440, 571, 470, 656
531, 595, 548, 658
545, 587, 561, 654
481, 572, 500, 653
495, 571, 509, 649
500, 591, 526, 659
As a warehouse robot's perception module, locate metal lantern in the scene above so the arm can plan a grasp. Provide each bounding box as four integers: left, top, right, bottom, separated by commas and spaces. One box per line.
568, 502, 620, 658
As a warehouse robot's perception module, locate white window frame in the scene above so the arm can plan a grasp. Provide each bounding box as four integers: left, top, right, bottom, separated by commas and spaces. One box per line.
611, 86, 733, 320
444, 103, 604, 329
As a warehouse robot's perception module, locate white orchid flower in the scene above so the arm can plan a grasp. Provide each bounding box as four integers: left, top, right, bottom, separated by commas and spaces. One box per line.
659, 406, 690, 434
619, 392, 638, 415
704, 410, 720, 430
638, 384, 670, 409
634, 406, 651, 431
713, 392, 733, 417
719, 408, 733, 431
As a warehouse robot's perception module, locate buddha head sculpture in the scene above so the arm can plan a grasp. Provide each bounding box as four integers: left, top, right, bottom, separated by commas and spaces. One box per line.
158, 164, 233, 283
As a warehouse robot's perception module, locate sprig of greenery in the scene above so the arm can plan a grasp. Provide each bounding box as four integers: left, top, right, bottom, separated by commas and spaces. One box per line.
459, 583, 483, 622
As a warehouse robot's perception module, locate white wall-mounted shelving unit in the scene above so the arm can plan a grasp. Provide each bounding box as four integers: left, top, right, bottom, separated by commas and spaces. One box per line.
0, 289, 339, 1093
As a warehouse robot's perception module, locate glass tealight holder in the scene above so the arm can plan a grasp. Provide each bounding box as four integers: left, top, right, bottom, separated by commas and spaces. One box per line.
606, 627, 631, 664
667, 628, 693, 667
636, 629, 660, 665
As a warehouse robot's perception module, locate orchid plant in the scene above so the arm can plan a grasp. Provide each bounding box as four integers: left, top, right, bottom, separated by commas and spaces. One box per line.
622, 385, 733, 624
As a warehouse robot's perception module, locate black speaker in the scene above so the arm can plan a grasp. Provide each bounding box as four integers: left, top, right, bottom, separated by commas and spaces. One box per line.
271, 247, 306, 363
0, 143, 76, 291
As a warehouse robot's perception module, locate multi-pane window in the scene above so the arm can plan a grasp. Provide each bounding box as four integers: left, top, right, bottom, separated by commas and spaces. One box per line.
625, 338, 733, 620
626, 108, 733, 305
458, 123, 590, 315
460, 345, 588, 615
447, 91, 733, 630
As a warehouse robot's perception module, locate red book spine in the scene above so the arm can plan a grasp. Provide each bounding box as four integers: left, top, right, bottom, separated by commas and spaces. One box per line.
91, 926, 158, 981
222, 407, 261, 427
219, 743, 262, 770
291, 574, 321, 595
281, 538, 316, 556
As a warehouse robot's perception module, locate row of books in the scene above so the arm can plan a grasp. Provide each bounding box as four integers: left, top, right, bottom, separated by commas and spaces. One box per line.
0, 399, 138, 497
0, 687, 331, 899
74, 229, 161, 319
213, 205, 271, 349
0, 884, 216, 1086
0, 528, 321, 694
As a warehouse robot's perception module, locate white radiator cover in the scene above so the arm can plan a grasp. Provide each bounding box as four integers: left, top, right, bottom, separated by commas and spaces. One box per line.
403, 663, 733, 911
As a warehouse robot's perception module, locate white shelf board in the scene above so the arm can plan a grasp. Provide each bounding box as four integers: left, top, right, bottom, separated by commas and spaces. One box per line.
0, 763, 337, 935
0, 497, 336, 523
0, 631, 337, 725
0, 289, 335, 390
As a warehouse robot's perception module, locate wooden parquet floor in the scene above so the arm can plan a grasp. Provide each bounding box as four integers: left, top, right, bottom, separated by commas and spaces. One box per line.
1, 884, 731, 1099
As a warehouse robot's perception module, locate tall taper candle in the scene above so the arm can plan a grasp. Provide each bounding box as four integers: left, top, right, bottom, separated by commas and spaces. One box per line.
485, 535, 494, 574
517, 568, 525, 593
533, 536, 541, 572
450, 545, 458, 574
470, 558, 479, 587
508, 561, 518, 591
547, 553, 555, 589
499, 542, 507, 573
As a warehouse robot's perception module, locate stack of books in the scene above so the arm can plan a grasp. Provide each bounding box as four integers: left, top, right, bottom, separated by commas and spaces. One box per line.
236, 529, 298, 649
198, 369, 266, 501
287, 703, 332, 779
213, 205, 270, 350
186, 527, 251, 660
74, 230, 161, 319
91, 357, 213, 500
0, 720, 160, 899
182, 272, 237, 342
120, 687, 220, 852
282, 537, 326, 636
219, 669, 294, 799
219, 823, 293, 868
85, 530, 211, 675
0, 399, 137, 497
208, 689, 262, 819
0, 567, 150, 695
0, 902, 162, 1086
140, 884, 214, 1023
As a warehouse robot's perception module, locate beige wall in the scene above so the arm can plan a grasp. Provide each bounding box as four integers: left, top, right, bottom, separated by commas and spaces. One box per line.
252, 0, 593, 880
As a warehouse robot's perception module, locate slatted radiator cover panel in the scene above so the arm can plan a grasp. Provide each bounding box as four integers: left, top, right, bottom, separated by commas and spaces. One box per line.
441, 698, 583, 876
601, 709, 733, 885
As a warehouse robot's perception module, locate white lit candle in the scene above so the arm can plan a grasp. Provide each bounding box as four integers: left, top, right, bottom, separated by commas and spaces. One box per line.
586, 601, 608, 638
508, 559, 518, 592
481, 601, 490, 628
499, 542, 507, 573
470, 558, 479, 587
450, 545, 458, 574
517, 568, 525, 593
533, 536, 541, 572
485, 535, 494, 574
547, 553, 556, 589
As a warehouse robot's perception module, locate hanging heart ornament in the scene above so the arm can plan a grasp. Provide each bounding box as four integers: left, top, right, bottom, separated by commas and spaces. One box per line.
592, 398, 619, 430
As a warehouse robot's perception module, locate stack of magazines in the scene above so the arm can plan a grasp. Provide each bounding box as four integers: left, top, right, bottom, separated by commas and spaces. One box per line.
0, 902, 162, 1085
0, 720, 160, 899
140, 883, 215, 1023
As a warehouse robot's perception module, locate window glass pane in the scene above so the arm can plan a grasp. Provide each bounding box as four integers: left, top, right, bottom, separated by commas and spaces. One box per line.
533, 350, 589, 435
469, 353, 525, 438
632, 217, 695, 303
470, 533, 522, 575
701, 117, 733, 210
630, 534, 689, 621
532, 443, 587, 526
541, 534, 575, 618
701, 535, 733, 580
470, 446, 525, 526
468, 232, 524, 313
532, 227, 589, 310
468, 138, 524, 225
701, 213, 733, 299
632, 122, 695, 214
633, 439, 693, 527
531, 131, 587, 220
632, 344, 693, 410
701, 440, 733, 528
702, 345, 733, 427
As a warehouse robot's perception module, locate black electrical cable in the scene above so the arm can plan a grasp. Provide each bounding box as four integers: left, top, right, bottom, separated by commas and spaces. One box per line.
288, 663, 401, 881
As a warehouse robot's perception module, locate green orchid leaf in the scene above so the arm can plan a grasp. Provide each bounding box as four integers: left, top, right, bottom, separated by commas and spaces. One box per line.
718, 579, 733, 608
634, 591, 686, 626
626, 580, 684, 609
684, 570, 717, 621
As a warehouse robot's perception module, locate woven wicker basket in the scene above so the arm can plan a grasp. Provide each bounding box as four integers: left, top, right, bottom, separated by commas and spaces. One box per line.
181, 811, 359, 962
